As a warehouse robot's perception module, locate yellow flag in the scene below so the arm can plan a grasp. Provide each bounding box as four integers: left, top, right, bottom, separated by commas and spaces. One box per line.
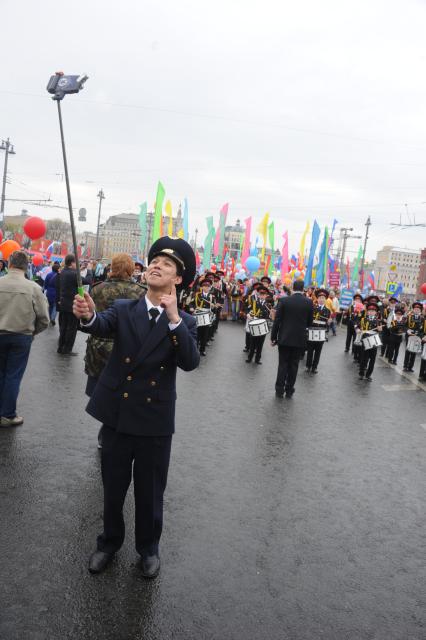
299, 221, 310, 267
177, 228, 184, 239
165, 200, 173, 236
256, 212, 269, 261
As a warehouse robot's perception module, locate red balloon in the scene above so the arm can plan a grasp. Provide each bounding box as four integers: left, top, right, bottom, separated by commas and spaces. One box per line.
0, 240, 21, 260
420, 282, 426, 295
32, 252, 44, 267
23, 216, 46, 241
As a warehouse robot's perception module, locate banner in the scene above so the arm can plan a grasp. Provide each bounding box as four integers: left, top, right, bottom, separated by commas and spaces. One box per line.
299, 221, 310, 268
152, 181, 166, 242
340, 288, 354, 309
257, 212, 269, 262
202, 217, 215, 271
165, 200, 173, 236
268, 221, 275, 253
316, 227, 329, 287
241, 217, 252, 265
351, 245, 363, 282
280, 232, 289, 280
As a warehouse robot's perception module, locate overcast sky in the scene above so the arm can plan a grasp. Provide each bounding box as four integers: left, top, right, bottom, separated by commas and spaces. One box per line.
2, 0, 426, 260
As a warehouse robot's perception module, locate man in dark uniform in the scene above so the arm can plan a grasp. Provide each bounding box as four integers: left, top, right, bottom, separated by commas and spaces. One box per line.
305, 288, 331, 374
56, 253, 90, 355
245, 285, 271, 364
271, 280, 313, 398
73, 238, 199, 577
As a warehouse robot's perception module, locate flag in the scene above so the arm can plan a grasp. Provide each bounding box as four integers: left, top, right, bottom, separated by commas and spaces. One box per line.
138, 202, 147, 255
316, 227, 329, 287
264, 254, 271, 275
268, 221, 275, 253
368, 271, 375, 289
202, 217, 215, 271
152, 181, 165, 242
195, 250, 201, 269
280, 232, 289, 280
183, 198, 189, 241
165, 200, 173, 236
241, 217, 252, 265
257, 212, 269, 261
346, 258, 351, 288
299, 221, 310, 268
305, 220, 320, 286
218, 203, 228, 260
351, 245, 363, 282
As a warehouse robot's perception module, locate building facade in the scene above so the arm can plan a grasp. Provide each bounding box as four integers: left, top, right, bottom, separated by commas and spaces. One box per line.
224, 220, 245, 258
375, 246, 422, 299
416, 248, 426, 298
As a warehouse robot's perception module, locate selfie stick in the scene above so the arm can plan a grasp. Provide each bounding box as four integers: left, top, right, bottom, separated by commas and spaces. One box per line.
46, 71, 88, 297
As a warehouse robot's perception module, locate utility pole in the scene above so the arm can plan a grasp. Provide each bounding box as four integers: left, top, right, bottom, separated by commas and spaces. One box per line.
94, 189, 105, 259
0, 138, 16, 230
360, 216, 371, 275
339, 227, 362, 283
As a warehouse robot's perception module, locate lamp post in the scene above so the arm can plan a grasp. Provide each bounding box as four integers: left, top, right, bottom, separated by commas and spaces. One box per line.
0, 138, 16, 230
94, 189, 105, 259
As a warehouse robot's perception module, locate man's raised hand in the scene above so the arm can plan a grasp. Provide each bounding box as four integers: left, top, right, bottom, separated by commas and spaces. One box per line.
73, 292, 95, 321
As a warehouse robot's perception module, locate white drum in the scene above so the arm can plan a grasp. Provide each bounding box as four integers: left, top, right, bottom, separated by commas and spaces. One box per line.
248, 319, 269, 337
422, 344, 426, 360
195, 310, 212, 327
354, 332, 362, 346
362, 333, 382, 350
407, 335, 422, 354
308, 328, 326, 342
209, 312, 215, 325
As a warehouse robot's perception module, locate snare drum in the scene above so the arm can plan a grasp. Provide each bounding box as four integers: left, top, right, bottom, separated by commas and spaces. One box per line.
194, 310, 212, 327
407, 335, 422, 354
362, 333, 382, 350
248, 319, 269, 337
307, 328, 326, 342
354, 332, 363, 346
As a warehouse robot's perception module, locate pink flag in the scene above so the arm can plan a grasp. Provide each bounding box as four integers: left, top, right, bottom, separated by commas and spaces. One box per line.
213, 203, 228, 257
241, 216, 252, 265
281, 232, 289, 280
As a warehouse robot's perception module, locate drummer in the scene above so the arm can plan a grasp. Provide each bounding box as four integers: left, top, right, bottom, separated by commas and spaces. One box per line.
381, 296, 398, 357
194, 277, 215, 356
386, 305, 406, 365
403, 301, 424, 372
305, 288, 331, 374
344, 293, 364, 358
243, 282, 261, 353
356, 300, 382, 381
245, 285, 271, 364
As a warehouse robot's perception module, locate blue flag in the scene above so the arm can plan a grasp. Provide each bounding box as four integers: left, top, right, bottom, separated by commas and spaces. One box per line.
305, 220, 321, 285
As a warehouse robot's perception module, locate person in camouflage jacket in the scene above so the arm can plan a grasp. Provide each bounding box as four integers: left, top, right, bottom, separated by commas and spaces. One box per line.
84, 253, 145, 398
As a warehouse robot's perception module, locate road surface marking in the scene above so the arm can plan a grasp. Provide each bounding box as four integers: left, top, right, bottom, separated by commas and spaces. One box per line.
381, 384, 418, 391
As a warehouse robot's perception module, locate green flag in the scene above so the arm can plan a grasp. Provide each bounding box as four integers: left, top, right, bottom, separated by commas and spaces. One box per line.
351, 245, 363, 282
152, 181, 165, 242
138, 202, 147, 257
268, 221, 275, 253
203, 216, 215, 271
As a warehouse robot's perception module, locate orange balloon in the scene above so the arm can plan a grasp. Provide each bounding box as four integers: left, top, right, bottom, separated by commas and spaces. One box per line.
0, 240, 21, 260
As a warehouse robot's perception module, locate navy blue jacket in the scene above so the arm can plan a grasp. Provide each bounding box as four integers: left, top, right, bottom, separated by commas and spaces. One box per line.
80, 296, 200, 436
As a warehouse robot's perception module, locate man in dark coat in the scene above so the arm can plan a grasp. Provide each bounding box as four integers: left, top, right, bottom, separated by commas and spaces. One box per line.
73, 238, 199, 577
271, 280, 313, 398
56, 254, 90, 355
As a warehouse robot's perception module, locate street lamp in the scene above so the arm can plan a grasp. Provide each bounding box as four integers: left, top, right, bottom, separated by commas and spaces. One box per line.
0, 138, 16, 230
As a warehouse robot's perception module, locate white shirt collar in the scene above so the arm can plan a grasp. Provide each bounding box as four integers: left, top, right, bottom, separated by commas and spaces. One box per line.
145, 295, 164, 317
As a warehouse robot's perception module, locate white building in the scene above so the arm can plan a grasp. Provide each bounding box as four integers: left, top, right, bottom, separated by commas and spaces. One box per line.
101, 213, 140, 259
375, 246, 421, 298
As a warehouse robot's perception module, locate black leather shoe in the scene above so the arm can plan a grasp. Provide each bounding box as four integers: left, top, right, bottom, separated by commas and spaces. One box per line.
255, 361, 262, 365
275, 391, 284, 398
245, 358, 252, 363
88, 550, 114, 574
140, 554, 160, 578
311, 368, 318, 374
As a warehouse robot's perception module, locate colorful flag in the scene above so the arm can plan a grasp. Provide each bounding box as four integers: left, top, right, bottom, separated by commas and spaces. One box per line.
351, 245, 363, 282
241, 217, 252, 265
316, 227, 329, 287
183, 198, 189, 241
268, 221, 275, 253
280, 232, 289, 280
218, 203, 228, 260
138, 202, 147, 255
368, 271, 375, 289
264, 254, 271, 275
165, 200, 173, 236
152, 181, 165, 242
203, 216, 215, 271
257, 212, 269, 261
305, 220, 321, 286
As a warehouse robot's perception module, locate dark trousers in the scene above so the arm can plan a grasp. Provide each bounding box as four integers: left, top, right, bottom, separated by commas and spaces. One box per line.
360, 346, 377, 377
345, 323, 355, 351
98, 426, 172, 557
419, 357, 426, 380
247, 334, 266, 362
306, 341, 324, 370
197, 325, 210, 353
387, 336, 402, 364
0, 333, 32, 418
403, 350, 417, 370
381, 327, 389, 356
276, 345, 302, 393
244, 331, 251, 350
58, 311, 78, 353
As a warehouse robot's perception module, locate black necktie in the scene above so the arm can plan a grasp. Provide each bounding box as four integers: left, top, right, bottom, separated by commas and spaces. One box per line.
149, 307, 160, 329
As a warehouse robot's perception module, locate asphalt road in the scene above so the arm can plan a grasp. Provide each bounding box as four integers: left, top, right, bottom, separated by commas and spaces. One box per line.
0, 321, 425, 640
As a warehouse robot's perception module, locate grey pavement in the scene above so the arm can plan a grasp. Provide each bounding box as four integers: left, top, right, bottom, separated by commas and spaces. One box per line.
0, 322, 425, 640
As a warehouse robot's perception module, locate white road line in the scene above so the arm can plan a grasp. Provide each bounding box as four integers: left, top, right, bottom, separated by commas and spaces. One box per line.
420, 424, 426, 431
379, 356, 426, 392
381, 384, 418, 391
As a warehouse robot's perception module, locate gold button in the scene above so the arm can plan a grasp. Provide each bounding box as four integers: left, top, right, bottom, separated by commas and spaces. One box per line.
146, 397, 151, 403
123, 393, 129, 399
150, 381, 156, 386
125, 357, 131, 363
127, 375, 132, 381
